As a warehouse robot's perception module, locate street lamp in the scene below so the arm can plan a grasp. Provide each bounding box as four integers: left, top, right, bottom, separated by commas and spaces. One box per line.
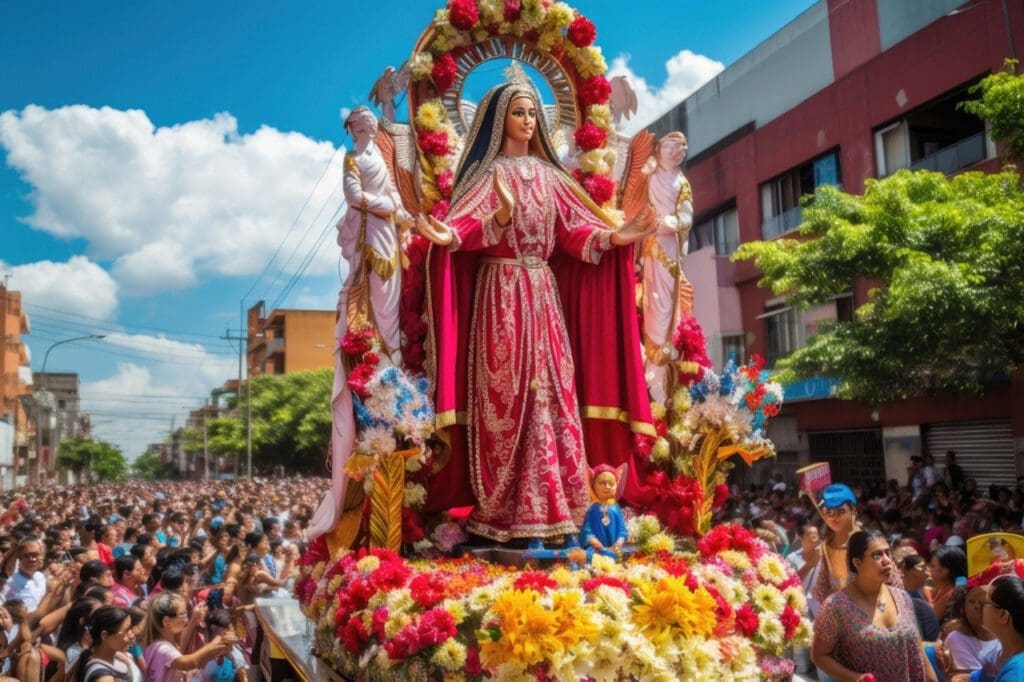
40, 334, 106, 373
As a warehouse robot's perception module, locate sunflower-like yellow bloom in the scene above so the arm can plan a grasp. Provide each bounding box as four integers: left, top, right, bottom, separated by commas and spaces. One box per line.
478, 589, 561, 667
631, 576, 717, 646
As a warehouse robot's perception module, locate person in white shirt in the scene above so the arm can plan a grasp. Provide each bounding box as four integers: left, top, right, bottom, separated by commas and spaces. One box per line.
2, 537, 62, 619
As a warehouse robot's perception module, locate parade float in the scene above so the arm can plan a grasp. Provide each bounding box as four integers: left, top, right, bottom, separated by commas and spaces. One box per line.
295, 2, 809, 679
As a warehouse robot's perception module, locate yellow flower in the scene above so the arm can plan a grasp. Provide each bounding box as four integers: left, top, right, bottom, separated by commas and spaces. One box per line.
551, 589, 600, 648
756, 555, 788, 585
479, 589, 562, 667
590, 552, 616, 574
579, 148, 616, 176
548, 566, 577, 588
415, 100, 445, 131
649, 401, 667, 420
643, 532, 676, 553
356, 555, 380, 573
751, 584, 786, 615
442, 598, 467, 625
719, 549, 752, 572
477, 0, 503, 24
757, 618, 785, 648
672, 387, 692, 413
574, 46, 608, 78
409, 52, 434, 80
587, 104, 613, 132
545, 2, 575, 30
431, 638, 468, 672
631, 576, 717, 646
784, 585, 808, 614
651, 437, 671, 463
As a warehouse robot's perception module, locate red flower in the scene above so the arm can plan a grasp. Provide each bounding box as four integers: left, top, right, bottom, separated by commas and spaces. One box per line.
447, 0, 479, 29
418, 130, 452, 157
402, 507, 426, 543
654, 418, 668, 437
566, 16, 596, 47
634, 432, 654, 457
581, 173, 615, 204
410, 572, 448, 609
430, 199, 451, 220
416, 607, 457, 646
299, 535, 329, 566
581, 574, 630, 595
339, 328, 375, 357
371, 607, 389, 640
578, 75, 611, 106
514, 570, 558, 592
339, 614, 368, 654
346, 362, 376, 398
466, 647, 482, 675
431, 52, 458, 92
712, 483, 729, 510
503, 0, 522, 21
781, 604, 801, 639
363, 351, 380, 366
763, 403, 780, 417
573, 121, 607, 151
735, 603, 759, 637
436, 169, 454, 198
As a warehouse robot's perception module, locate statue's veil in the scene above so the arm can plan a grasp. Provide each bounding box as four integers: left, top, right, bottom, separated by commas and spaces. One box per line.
450, 70, 567, 205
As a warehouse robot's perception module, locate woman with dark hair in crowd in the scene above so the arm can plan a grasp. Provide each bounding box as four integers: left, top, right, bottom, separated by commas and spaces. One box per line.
940, 585, 1001, 680
930, 545, 968, 622
74, 605, 136, 681
981, 575, 1024, 681
900, 554, 941, 642
58, 596, 103, 676
812, 530, 937, 682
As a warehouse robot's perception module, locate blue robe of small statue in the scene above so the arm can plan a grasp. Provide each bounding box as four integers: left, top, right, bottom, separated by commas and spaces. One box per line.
581, 502, 628, 558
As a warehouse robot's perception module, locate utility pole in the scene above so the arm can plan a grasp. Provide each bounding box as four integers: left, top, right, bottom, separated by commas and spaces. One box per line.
220, 326, 250, 478
203, 411, 209, 481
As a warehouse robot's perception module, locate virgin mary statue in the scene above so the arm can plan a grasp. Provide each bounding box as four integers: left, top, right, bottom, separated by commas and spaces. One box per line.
417, 69, 657, 543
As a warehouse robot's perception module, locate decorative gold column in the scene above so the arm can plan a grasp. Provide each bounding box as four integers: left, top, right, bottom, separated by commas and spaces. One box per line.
368, 449, 419, 552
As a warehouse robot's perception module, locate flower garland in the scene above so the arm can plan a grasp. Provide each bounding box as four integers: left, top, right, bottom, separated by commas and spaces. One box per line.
296, 519, 812, 681
409, 0, 617, 213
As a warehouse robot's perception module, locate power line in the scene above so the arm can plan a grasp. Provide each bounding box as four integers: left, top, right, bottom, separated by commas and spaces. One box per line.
242, 145, 344, 306
28, 316, 236, 357
28, 329, 233, 368
270, 200, 346, 310
23, 302, 224, 341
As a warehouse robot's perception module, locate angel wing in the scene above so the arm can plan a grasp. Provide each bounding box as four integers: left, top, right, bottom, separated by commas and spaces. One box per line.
610, 75, 639, 127
618, 129, 655, 221
377, 119, 421, 215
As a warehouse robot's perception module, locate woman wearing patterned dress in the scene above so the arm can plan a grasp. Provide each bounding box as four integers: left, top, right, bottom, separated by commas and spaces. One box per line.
812, 530, 937, 681
416, 73, 656, 544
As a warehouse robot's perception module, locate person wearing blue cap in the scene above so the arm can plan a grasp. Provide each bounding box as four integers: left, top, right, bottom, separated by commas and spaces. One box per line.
812, 484, 862, 606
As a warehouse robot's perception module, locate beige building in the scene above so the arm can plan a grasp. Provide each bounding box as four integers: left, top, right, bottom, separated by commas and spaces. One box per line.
246, 301, 335, 377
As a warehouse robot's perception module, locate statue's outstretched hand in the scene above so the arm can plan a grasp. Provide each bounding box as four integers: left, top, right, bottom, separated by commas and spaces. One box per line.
493, 166, 514, 226
610, 205, 658, 246
415, 213, 454, 246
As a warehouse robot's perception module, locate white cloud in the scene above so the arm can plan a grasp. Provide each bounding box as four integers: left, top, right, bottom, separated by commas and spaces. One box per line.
1, 256, 119, 318
81, 335, 237, 459
608, 49, 725, 134
0, 105, 346, 295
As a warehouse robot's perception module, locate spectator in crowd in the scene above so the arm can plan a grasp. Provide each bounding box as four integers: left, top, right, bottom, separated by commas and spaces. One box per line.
812, 530, 937, 682
57, 596, 102, 677
980, 575, 1024, 681
900, 554, 941, 642
945, 451, 965, 490
813, 484, 862, 604
74, 604, 137, 682
931, 545, 969, 622
141, 593, 233, 682
940, 585, 1001, 679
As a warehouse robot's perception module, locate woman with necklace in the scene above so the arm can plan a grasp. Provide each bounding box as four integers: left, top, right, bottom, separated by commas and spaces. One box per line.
812, 530, 937, 681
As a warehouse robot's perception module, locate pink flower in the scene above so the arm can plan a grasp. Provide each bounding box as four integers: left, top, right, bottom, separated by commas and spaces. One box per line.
503, 0, 521, 21
566, 16, 596, 47
419, 130, 453, 157
581, 173, 615, 204
735, 603, 759, 637
447, 0, 479, 29
436, 169, 454, 198
430, 199, 451, 220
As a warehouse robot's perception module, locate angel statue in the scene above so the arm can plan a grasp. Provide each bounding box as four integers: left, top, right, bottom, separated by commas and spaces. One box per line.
639, 131, 694, 404
415, 66, 658, 548
307, 106, 411, 539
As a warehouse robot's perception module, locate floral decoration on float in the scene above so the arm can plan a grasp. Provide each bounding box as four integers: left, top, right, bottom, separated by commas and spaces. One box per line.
296, 517, 811, 681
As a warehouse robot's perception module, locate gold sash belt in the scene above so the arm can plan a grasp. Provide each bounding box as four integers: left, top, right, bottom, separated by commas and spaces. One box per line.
479, 255, 547, 269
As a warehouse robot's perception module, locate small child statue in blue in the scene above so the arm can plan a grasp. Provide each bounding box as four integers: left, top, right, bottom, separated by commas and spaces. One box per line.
581, 464, 629, 559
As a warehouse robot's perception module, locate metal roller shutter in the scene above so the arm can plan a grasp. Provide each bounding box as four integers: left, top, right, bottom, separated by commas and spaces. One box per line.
924, 420, 1015, 490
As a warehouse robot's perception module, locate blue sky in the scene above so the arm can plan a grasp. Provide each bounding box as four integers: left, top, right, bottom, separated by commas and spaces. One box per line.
1, 0, 816, 459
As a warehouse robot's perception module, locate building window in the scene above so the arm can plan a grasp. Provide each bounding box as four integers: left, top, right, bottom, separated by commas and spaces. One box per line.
874, 80, 990, 177
760, 306, 804, 367
722, 334, 745, 364
690, 205, 740, 256
760, 150, 842, 240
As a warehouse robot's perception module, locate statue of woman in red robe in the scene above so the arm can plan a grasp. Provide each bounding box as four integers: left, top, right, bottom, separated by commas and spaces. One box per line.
416, 71, 657, 545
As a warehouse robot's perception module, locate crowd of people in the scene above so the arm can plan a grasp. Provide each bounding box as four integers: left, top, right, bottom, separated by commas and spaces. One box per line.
0, 478, 328, 681
714, 451, 1024, 682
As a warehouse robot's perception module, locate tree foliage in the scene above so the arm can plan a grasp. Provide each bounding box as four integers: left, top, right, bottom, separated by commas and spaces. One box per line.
734, 167, 1024, 404
131, 450, 179, 480
204, 369, 333, 474
57, 436, 128, 482
961, 60, 1024, 160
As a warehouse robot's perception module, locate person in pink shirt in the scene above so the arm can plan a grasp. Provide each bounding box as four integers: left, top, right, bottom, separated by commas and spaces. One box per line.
141, 593, 233, 682
112, 555, 144, 608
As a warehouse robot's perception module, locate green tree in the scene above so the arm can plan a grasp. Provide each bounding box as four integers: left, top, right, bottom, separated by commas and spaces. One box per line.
57, 436, 128, 482
961, 60, 1024, 159
205, 369, 332, 474
734, 167, 1024, 405
131, 450, 178, 480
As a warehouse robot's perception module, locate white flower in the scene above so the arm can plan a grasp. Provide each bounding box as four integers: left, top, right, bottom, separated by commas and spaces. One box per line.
358, 426, 396, 457
757, 617, 785, 646
751, 584, 786, 615
403, 482, 426, 508
756, 555, 788, 585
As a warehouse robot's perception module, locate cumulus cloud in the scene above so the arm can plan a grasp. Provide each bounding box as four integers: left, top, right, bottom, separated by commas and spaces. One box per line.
608, 49, 725, 134
0, 105, 346, 295
81, 335, 237, 459
1, 256, 119, 318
